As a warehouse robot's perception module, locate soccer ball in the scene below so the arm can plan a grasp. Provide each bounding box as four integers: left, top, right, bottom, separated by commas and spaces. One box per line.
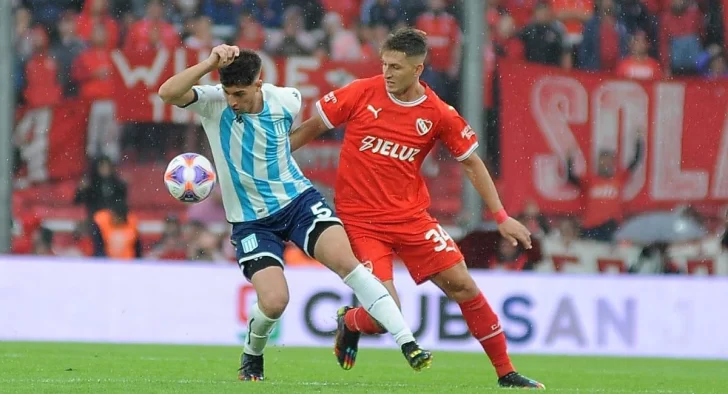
164, 153, 217, 203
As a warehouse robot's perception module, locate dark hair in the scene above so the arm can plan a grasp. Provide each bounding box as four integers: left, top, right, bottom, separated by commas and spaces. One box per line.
382, 28, 428, 58
219, 49, 262, 87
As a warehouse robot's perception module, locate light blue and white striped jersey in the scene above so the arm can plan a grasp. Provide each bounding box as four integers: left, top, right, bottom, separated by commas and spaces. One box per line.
184, 83, 312, 223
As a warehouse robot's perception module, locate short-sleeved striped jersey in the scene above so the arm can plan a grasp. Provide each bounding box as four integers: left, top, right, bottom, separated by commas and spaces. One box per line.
182, 83, 312, 223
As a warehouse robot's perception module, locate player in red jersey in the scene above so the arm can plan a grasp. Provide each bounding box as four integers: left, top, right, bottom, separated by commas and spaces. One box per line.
290, 28, 544, 389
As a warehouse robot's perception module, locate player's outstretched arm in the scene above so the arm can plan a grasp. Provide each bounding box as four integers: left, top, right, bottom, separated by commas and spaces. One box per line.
289, 115, 331, 152
461, 152, 532, 249
158, 44, 240, 107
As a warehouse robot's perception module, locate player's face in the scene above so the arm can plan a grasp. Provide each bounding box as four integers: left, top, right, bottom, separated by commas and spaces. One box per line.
223, 81, 262, 114
381, 50, 423, 95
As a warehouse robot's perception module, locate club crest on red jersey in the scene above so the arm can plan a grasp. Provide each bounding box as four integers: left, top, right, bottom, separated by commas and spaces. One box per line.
415, 118, 433, 136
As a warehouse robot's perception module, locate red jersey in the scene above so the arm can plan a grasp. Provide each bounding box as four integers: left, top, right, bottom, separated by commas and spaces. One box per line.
315, 75, 478, 224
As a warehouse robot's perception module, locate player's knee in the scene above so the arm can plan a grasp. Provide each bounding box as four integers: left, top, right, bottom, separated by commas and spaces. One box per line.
439, 274, 480, 303
257, 292, 289, 319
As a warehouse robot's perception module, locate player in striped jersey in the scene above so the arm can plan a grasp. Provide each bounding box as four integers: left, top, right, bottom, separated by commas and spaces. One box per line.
158, 45, 432, 381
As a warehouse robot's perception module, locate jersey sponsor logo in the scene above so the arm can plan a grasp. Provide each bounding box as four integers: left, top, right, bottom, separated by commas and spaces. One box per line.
589, 183, 620, 199
415, 118, 433, 136
241, 234, 259, 254
360, 136, 421, 162
461, 125, 475, 140
323, 91, 337, 104
366, 104, 382, 119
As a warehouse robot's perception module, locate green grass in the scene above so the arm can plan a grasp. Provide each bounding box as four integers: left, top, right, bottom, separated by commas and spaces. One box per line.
0, 342, 726, 393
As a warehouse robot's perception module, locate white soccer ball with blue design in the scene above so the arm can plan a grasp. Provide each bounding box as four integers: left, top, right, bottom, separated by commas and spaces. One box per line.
164, 153, 217, 203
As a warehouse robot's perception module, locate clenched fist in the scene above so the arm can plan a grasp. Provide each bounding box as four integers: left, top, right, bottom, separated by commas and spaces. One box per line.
207, 44, 241, 69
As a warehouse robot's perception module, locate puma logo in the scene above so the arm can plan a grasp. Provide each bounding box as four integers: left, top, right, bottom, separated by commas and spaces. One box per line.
367, 105, 382, 119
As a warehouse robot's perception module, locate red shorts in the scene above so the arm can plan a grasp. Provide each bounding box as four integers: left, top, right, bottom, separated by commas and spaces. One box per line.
342, 213, 465, 285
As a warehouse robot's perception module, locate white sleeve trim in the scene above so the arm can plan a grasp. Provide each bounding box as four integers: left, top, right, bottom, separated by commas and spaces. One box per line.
315, 100, 336, 130
455, 142, 479, 162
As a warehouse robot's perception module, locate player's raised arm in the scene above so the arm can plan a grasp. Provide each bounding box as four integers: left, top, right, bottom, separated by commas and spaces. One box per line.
289, 115, 331, 152
158, 44, 240, 107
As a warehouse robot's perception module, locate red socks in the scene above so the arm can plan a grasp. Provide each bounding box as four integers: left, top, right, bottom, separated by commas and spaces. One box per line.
459, 292, 515, 378
344, 307, 386, 334
344, 292, 515, 378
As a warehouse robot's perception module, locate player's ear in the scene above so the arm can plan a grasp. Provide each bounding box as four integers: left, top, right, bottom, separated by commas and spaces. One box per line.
414, 63, 424, 79
255, 79, 263, 91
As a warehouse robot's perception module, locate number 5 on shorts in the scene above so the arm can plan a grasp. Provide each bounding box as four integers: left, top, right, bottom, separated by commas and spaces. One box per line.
425, 225, 455, 252
311, 201, 333, 219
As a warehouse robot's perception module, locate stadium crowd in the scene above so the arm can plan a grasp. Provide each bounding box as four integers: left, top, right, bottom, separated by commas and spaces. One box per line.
10, 0, 728, 271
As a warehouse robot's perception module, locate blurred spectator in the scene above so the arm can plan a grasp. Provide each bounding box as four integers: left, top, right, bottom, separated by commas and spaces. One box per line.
15, 7, 35, 63
578, 0, 629, 71
517, 199, 551, 238
659, 0, 705, 76
74, 156, 128, 218
520, 3, 572, 68
146, 215, 188, 260
188, 229, 227, 262
24, 0, 81, 27
32, 226, 55, 256
503, 0, 539, 28
361, 0, 400, 27
125, 0, 182, 52
186, 187, 227, 226
184, 15, 223, 50
72, 24, 120, 161
50, 11, 85, 97
488, 237, 529, 271
367, 0, 404, 30
416, 0, 462, 91
703, 48, 728, 78
617, 0, 657, 49
321, 0, 361, 28
318, 12, 364, 61
243, 0, 285, 28
284, 0, 325, 30
566, 131, 644, 242
550, 0, 593, 45
58, 221, 95, 257
75, 0, 120, 49
493, 14, 525, 60
554, 216, 580, 247
23, 27, 63, 108
10, 212, 42, 255
266, 6, 317, 56
235, 11, 267, 51
202, 0, 244, 26
91, 202, 142, 260
616, 30, 662, 80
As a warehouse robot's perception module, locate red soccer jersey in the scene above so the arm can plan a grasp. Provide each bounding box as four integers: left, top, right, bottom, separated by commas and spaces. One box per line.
315, 75, 479, 224
580, 171, 628, 228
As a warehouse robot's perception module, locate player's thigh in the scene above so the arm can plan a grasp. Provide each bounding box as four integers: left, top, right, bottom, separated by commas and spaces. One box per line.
287, 189, 359, 277
348, 233, 396, 284
395, 216, 465, 286
231, 224, 289, 316
287, 188, 343, 257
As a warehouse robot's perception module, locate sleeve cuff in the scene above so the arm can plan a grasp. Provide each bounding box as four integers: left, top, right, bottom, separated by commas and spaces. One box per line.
178, 87, 199, 108
455, 142, 479, 162
315, 100, 336, 129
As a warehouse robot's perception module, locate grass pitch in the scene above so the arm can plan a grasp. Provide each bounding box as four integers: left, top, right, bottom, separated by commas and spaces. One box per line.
0, 342, 726, 393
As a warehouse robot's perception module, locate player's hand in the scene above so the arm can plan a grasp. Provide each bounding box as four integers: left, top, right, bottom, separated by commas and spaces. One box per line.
497, 217, 532, 249
207, 44, 240, 69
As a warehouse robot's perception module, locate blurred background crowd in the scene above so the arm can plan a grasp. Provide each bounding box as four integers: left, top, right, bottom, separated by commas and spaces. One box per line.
9, 0, 728, 275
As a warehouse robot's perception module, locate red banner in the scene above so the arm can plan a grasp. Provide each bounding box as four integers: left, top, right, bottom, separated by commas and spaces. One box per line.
500, 61, 728, 215
14, 100, 90, 182
111, 48, 381, 123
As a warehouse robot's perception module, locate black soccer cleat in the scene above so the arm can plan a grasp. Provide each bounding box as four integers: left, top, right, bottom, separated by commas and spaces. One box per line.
334, 306, 361, 370
401, 341, 433, 371
498, 371, 545, 389
238, 353, 264, 381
